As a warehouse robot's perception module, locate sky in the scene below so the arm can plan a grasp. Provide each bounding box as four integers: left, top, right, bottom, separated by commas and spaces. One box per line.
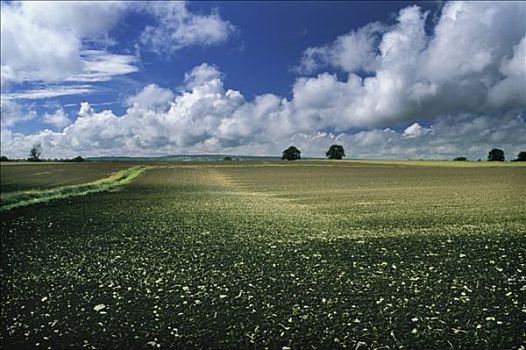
1, 1, 525, 159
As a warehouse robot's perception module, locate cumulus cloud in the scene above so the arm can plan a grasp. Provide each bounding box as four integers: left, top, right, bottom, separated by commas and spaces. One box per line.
403, 123, 432, 138
2, 63, 525, 160
420, 2, 525, 82
184, 63, 223, 89
126, 84, 175, 111
294, 2, 526, 126
139, 2, 236, 55
486, 37, 526, 108
43, 108, 72, 129
291, 5, 432, 128
296, 22, 386, 74
0, 70, 280, 157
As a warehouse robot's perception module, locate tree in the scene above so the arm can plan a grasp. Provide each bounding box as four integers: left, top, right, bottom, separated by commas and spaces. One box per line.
513, 151, 526, 162
454, 156, 467, 161
326, 144, 345, 160
487, 148, 505, 162
0, 156, 9, 162
71, 156, 85, 162
223, 156, 233, 161
282, 146, 301, 160
28, 143, 42, 162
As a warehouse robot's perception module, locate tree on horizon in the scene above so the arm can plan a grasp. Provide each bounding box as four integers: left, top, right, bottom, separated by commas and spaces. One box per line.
514, 151, 526, 162
326, 144, 346, 160
282, 146, 301, 161
28, 143, 42, 162
488, 148, 505, 162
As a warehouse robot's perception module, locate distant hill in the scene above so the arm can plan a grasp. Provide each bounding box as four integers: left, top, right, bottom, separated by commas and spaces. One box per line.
87, 154, 279, 162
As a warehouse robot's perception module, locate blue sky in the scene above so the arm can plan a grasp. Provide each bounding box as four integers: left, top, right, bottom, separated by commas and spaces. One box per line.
1, 1, 525, 159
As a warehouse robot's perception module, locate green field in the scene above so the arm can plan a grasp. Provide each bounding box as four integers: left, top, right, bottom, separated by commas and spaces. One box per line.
1, 161, 525, 349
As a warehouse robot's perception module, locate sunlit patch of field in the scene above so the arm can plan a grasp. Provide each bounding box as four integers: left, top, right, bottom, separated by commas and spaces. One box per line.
1, 162, 525, 349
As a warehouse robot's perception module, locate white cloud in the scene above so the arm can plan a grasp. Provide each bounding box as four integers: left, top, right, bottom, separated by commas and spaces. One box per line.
43, 108, 71, 129
1, 1, 235, 99
2, 85, 93, 100
421, 2, 525, 82
126, 84, 175, 112
403, 123, 432, 138
486, 37, 526, 108
290, 5, 432, 128
296, 22, 386, 74
139, 2, 236, 55
0, 100, 37, 128
184, 63, 223, 89
294, 2, 526, 127
65, 50, 138, 83
0, 1, 131, 85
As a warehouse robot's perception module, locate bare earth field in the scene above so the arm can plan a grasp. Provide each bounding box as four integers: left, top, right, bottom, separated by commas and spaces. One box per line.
0, 162, 136, 193
1, 161, 525, 349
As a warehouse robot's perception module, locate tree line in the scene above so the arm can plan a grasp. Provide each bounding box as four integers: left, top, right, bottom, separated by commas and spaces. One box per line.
453, 149, 526, 162
282, 145, 526, 162
0, 143, 85, 162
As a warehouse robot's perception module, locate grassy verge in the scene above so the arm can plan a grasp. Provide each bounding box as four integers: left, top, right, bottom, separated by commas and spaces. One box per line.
0, 165, 149, 212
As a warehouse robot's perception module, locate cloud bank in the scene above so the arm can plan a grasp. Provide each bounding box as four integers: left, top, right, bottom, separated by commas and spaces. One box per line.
1, 1, 525, 159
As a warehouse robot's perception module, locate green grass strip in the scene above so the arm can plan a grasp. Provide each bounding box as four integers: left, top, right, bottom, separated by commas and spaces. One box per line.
1, 165, 149, 212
